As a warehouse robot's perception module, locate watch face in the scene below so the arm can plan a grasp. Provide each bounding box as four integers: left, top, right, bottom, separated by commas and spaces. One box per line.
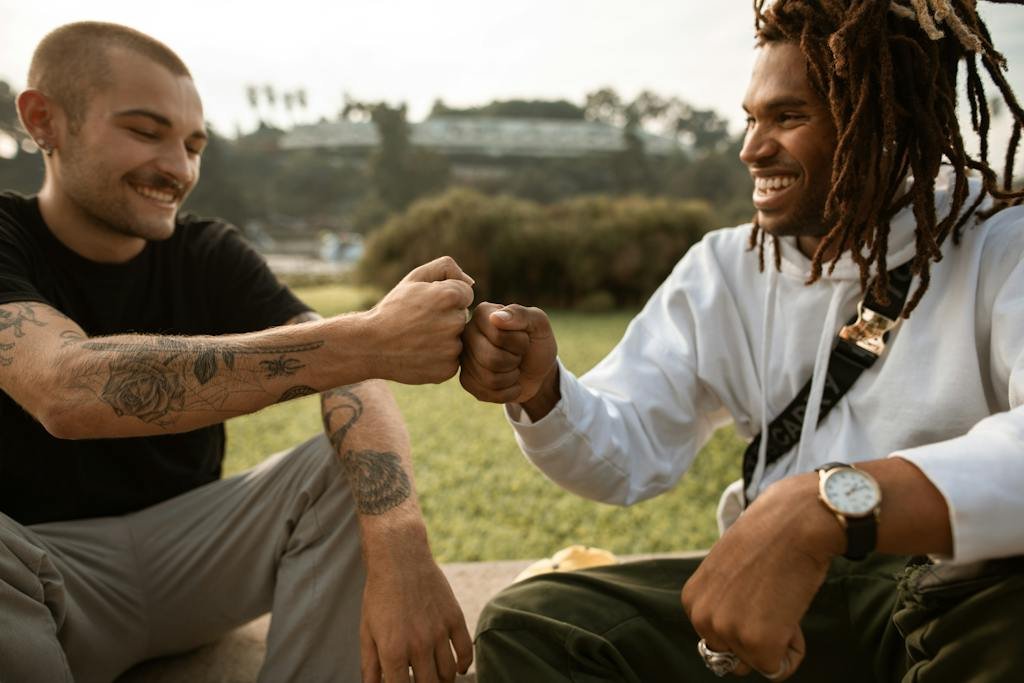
822, 468, 880, 516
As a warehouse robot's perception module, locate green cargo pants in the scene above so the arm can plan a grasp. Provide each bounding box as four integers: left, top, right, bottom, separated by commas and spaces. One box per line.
475, 554, 1024, 682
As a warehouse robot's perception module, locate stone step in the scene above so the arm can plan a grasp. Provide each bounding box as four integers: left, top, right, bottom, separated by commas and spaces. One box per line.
117, 552, 703, 682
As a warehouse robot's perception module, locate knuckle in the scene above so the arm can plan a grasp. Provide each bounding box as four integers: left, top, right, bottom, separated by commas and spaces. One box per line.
434, 284, 458, 306
440, 361, 459, 381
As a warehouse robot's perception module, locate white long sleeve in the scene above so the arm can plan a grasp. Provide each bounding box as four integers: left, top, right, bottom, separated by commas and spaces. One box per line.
507, 186, 1024, 564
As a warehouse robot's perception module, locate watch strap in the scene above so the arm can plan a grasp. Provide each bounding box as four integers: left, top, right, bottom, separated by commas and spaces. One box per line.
843, 514, 877, 561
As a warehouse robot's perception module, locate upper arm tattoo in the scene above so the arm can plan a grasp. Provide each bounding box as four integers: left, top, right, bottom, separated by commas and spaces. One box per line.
321, 384, 412, 515
0, 303, 48, 366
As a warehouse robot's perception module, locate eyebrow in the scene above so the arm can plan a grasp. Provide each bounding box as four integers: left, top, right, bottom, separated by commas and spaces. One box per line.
113, 109, 209, 141
742, 96, 812, 113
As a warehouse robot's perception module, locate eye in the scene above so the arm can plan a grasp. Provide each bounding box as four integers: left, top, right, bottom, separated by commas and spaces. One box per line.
185, 138, 207, 157
744, 115, 756, 129
130, 128, 158, 140
778, 112, 807, 126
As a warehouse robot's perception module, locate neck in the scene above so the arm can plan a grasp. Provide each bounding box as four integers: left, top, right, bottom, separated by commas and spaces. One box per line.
38, 177, 147, 263
797, 234, 823, 260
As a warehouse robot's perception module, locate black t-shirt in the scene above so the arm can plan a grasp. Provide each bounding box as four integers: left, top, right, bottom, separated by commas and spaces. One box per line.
0, 192, 312, 525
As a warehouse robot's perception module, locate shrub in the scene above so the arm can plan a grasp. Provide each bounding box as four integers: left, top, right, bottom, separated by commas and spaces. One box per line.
358, 188, 717, 309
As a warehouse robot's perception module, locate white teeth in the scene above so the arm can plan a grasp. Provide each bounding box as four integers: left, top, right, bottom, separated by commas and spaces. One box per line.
132, 184, 176, 204
754, 175, 797, 193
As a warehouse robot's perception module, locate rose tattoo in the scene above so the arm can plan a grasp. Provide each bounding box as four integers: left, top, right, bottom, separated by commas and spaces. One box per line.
100, 356, 186, 424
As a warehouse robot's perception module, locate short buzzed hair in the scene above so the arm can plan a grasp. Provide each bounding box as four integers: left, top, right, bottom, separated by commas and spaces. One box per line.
28, 21, 191, 129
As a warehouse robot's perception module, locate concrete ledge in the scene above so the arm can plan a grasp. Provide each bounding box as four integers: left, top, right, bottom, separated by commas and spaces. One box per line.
117, 552, 704, 682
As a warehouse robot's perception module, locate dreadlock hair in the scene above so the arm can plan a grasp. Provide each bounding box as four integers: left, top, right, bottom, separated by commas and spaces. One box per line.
749, 0, 1024, 316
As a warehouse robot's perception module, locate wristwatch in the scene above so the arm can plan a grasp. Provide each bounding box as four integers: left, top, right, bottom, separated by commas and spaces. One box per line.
815, 462, 882, 561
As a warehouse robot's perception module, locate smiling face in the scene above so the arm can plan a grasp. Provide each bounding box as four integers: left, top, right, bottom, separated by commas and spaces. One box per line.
740, 42, 837, 253
53, 46, 206, 246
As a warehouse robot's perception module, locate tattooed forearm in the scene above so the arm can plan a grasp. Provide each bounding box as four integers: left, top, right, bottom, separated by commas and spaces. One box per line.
321, 383, 411, 515
100, 354, 186, 426
67, 336, 326, 426
278, 385, 318, 402
259, 355, 305, 379
81, 339, 324, 386
322, 386, 364, 453
82, 339, 324, 354
342, 450, 412, 515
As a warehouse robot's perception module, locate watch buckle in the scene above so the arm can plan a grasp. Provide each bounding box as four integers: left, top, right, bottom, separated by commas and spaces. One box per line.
838, 301, 899, 358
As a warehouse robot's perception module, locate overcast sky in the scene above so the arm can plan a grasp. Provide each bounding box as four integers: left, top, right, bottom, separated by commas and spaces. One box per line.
1, 0, 1022, 162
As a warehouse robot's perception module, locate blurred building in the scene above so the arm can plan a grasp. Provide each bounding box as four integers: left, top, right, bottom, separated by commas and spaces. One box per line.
280, 117, 680, 158
278, 117, 682, 185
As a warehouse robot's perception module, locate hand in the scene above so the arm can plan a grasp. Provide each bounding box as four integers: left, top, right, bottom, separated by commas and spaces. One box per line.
459, 302, 558, 415
368, 256, 475, 384
681, 474, 843, 680
360, 541, 473, 683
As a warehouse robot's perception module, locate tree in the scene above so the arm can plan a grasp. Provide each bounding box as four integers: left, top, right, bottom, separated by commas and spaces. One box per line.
583, 88, 625, 126
343, 100, 450, 210
283, 91, 295, 126
584, 88, 660, 194
673, 106, 732, 155
0, 79, 43, 192
245, 84, 261, 125
180, 125, 250, 226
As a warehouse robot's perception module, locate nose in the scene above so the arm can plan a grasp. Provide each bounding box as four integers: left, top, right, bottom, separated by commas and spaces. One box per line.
739, 123, 779, 167
154, 139, 199, 189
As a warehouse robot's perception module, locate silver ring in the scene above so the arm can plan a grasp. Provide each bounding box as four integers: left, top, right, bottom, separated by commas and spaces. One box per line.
762, 655, 790, 680
697, 638, 740, 677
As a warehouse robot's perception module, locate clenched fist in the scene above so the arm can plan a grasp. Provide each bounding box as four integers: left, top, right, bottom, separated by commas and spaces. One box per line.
459, 302, 560, 420
366, 256, 475, 385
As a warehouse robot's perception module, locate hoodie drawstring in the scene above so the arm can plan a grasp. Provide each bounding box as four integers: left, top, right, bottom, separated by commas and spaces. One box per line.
793, 285, 847, 474
749, 261, 779, 498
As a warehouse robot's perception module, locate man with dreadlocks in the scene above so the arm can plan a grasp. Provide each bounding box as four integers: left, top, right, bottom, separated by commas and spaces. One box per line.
459, 1, 1024, 681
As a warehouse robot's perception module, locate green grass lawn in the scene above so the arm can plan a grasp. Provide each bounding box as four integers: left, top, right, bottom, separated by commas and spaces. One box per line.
225, 285, 744, 562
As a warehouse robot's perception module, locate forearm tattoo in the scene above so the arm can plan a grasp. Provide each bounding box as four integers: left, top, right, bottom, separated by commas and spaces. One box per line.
1, 302, 327, 427
322, 385, 412, 515
278, 385, 318, 402
69, 337, 324, 428
258, 355, 305, 378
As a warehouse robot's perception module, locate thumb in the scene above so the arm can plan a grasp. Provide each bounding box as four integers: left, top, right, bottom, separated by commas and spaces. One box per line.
489, 304, 550, 337
404, 255, 475, 286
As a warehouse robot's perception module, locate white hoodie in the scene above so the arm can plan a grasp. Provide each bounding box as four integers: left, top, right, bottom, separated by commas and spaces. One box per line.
507, 176, 1024, 565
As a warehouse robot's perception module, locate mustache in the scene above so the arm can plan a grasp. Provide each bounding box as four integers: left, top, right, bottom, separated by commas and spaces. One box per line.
126, 171, 187, 196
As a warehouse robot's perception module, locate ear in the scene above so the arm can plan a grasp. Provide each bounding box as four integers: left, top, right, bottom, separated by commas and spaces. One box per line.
16, 89, 65, 153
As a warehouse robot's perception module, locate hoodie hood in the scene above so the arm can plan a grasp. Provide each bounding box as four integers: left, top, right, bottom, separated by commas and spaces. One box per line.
772, 168, 979, 282
742, 168, 984, 504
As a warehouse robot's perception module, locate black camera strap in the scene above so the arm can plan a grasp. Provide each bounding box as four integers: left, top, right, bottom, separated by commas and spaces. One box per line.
741, 262, 914, 506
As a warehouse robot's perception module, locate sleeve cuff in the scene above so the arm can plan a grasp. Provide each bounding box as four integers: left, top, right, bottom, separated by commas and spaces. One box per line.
893, 425, 1024, 564
504, 359, 590, 454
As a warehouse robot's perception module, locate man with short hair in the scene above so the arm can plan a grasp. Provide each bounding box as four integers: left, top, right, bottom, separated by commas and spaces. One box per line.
0, 21, 472, 683
460, 1, 1024, 681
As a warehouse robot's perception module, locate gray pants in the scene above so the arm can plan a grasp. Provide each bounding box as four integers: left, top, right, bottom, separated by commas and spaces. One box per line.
0, 434, 365, 683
